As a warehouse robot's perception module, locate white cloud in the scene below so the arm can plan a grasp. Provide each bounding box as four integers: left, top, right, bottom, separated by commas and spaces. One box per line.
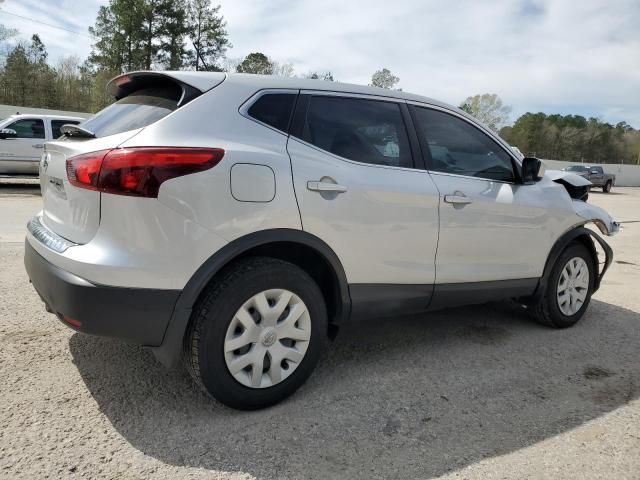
1, 0, 639, 126
219, 0, 640, 126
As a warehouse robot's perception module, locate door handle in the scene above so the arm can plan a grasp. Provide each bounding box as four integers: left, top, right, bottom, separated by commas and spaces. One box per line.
307, 180, 348, 193
444, 193, 472, 205
32, 144, 44, 149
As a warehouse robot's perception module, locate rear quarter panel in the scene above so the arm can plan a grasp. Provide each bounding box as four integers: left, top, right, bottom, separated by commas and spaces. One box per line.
118, 80, 302, 242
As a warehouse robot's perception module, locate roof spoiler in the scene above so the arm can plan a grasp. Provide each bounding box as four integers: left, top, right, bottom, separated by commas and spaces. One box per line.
106, 71, 226, 106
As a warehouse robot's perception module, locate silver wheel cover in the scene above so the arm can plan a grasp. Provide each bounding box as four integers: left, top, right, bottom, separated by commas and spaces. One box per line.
556, 257, 589, 316
224, 289, 311, 388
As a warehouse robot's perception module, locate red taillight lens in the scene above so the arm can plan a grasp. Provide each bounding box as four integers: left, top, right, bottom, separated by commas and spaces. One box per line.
66, 149, 110, 190
66, 147, 224, 198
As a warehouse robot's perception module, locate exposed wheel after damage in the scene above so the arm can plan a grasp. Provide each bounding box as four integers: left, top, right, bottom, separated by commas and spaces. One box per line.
530, 242, 596, 328
184, 257, 327, 410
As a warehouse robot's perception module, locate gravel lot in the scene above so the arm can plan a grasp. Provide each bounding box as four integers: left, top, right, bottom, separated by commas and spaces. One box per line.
1, 181, 639, 480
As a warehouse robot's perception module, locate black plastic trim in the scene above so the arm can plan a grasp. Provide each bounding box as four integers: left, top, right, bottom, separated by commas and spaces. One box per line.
24, 240, 179, 345
350, 278, 540, 318
429, 278, 539, 310
532, 226, 613, 301
151, 229, 351, 367
289, 93, 310, 139
350, 284, 434, 319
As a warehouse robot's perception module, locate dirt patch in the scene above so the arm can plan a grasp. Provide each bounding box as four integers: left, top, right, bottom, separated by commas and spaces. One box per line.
583, 366, 615, 380
455, 324, 511, 346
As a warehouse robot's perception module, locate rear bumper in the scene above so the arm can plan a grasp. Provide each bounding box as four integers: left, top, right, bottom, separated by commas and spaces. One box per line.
24, 240, 180, 345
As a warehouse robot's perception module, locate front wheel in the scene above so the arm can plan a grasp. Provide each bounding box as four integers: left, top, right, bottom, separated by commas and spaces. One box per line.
603, 181, 612, 193
530, 242, 596, 328
184, 257, 327, 410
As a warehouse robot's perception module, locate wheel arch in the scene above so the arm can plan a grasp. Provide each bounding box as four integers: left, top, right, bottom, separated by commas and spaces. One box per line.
531, 225, 613, 303
151, 229, 351, 367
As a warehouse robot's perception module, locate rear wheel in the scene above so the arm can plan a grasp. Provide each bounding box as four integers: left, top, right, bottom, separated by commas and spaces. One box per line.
603, 181, 612, 193
530, 242, 595, 328
184, 257, 327, 410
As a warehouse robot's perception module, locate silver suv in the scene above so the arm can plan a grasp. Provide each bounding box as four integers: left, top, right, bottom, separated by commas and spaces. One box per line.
24, 71, 619, 409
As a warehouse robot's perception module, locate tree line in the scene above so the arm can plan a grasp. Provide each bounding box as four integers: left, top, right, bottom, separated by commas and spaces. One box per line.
0, 0, 393, 112
0, 0, 637, 164
461, 93, 639, 164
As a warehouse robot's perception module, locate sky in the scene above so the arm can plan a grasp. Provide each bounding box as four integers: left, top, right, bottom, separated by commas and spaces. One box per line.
0, 0, 638, 127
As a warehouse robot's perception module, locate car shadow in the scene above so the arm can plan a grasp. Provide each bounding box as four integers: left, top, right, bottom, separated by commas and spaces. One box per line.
69, 299, 640, 479
0, 181, 41, 196
589, 189, 625, 196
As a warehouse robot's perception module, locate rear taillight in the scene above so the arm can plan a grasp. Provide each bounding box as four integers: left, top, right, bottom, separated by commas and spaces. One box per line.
66, 147, 224, 197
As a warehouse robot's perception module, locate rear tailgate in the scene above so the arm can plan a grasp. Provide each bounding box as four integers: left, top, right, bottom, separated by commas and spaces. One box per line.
41, 131, 142, 244
39, 71, 225, 244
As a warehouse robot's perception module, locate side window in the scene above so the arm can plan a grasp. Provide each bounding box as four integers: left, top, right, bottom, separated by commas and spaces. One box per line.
51, 120, 79, 139
296, 95, 413, 168
411, 106, 515, 182
594, 167, 603, 174
6, 119, 45, 139
247, 93, 296, 132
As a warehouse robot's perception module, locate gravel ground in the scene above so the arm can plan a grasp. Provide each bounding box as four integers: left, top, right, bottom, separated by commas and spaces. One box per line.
1, 184, 639, 479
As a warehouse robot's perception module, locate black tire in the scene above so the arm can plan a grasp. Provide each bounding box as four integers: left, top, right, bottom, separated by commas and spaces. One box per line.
603, 181, 612, 193
530, 242, 596, 328
184, 257, 327, 410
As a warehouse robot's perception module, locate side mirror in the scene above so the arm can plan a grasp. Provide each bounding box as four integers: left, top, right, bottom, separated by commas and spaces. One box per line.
521, 157, 543, 184
0, 128, 17, 139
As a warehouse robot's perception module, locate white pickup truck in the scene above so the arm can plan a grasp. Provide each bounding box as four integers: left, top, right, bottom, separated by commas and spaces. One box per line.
0, 114, 86, 175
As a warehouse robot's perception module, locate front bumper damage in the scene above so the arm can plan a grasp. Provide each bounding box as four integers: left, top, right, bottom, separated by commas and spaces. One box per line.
570, 200, 619, 291
572, 199, 621, 237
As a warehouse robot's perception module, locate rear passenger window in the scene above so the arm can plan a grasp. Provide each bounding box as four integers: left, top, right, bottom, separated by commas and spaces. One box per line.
247, 93, 296, 132
411, 106, 515, 182
51, 120, 79, 138
296, 96, 413, 168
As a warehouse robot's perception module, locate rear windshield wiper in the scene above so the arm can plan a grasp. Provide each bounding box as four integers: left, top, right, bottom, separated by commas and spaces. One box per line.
60, 124, 96, 138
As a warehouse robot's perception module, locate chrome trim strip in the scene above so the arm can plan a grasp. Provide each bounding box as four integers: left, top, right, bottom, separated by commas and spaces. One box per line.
27, 216, 77, 253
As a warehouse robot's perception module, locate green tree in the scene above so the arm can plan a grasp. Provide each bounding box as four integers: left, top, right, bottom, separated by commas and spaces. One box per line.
157, 0, 192, 69
89, 0, 146, 72
188, 0, 230, 71
370, 68, 399, 89
460, 93, 511, 132
2, 44, 30, 105
236, 52, 274, 75
306, 71, 334, 81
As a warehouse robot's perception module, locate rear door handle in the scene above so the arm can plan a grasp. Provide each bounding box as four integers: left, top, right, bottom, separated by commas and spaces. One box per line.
32, 144, 44, 149
307, 180, 348, 193
444, 193, 472, 205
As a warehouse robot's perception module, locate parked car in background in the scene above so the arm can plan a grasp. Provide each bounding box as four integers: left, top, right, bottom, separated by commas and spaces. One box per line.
24, 71, 619, 409
0, 114, 84, 175
563, 165, 616, 193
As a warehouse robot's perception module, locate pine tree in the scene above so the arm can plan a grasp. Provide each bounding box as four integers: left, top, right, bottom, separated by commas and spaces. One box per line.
188, 0, 230, 71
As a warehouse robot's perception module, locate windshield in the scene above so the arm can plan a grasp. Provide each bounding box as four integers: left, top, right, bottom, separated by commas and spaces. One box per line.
79, 86, 181, 138
566, 165, 587, 172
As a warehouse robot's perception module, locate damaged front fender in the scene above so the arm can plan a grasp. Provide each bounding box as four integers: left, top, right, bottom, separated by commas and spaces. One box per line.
572, 200, 621, 236
545, 169, 591, 201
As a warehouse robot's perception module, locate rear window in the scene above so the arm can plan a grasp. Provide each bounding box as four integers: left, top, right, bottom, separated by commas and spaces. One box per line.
247, 93, 296, 132
80, 86, 181, 138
